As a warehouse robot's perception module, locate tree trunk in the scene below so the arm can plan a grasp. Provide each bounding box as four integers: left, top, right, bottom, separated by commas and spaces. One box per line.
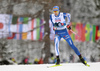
43, 4, 50, 63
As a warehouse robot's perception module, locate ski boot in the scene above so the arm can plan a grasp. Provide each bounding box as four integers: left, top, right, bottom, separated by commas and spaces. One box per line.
79, 55, 90, 67
56, 56, 60, 65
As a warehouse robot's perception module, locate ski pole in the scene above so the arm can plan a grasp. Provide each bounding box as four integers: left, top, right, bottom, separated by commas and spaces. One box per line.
70, 29, 80, 37
68, 24, 80, 37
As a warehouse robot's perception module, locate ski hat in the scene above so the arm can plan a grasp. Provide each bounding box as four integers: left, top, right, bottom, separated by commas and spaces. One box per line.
53, 6, 59, 11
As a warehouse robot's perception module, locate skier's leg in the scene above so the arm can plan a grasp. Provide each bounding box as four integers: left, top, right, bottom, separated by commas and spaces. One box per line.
54, 35, 60, 56
78, 55, 88, 65
63, 36, 88, 65
64, 36, 81, 55
54, 35, 61, 65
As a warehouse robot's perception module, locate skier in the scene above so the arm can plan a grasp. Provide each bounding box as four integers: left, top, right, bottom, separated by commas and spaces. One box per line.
50, 6, 89, 66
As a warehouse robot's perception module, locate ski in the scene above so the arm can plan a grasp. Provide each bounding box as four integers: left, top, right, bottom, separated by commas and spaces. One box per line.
85, 64, 90, 67
47, 64, 62, 68
84, 61, 90, 67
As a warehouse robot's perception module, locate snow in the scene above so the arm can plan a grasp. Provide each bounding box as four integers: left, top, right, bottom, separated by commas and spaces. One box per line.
0, 62, 100, 71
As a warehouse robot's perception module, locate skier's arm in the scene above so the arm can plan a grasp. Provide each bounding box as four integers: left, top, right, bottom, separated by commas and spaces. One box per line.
50, 15, 55, 30
63, 13, 71, 30
66, 13, 71, 25
50, 15, 54, 25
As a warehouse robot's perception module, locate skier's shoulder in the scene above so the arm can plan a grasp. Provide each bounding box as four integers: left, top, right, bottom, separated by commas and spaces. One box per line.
59, 12, 67, 14
59, 12, 63, 14
66, 13, 71, 16
62, 12, 71, 16
50, 14, 55, 17
57, 12, 64, 17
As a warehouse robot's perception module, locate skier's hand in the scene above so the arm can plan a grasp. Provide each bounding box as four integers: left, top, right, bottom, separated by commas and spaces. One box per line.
53, 27, 55, 30
53, 27, 57, 31
67, 25, 71, 30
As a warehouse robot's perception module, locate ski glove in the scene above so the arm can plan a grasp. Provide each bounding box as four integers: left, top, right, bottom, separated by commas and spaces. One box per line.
67, 25, 71, 30
53, 27, 55, 30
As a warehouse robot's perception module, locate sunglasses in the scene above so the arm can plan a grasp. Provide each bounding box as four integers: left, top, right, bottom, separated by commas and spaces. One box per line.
53, 11, 58, 13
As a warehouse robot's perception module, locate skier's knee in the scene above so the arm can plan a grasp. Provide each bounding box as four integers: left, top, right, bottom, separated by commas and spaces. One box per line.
68, 40, 73, 46
54, 37, 58, 43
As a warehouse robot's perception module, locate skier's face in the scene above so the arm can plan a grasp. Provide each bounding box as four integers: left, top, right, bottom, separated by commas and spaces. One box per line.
53, 11, 59, 16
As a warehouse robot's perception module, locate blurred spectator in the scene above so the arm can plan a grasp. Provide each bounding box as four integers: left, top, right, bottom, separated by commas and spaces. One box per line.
69, 54, 74, 63
0, 58, 17, 65
54, 58, 57, 63
38, 57, 43, 64
21, 56, 29, 64
0, 59, 10, 65
90, 55, 95, 62
49, 53, 55, 64
62, 59, 67, 63
34, 58, 39, 64
10, 58, 17, 63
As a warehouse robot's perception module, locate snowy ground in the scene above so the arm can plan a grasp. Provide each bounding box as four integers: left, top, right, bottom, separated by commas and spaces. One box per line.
0, 62, 100, 71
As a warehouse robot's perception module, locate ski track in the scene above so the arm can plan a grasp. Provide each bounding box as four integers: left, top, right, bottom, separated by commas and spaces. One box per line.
0, 62, 100, 71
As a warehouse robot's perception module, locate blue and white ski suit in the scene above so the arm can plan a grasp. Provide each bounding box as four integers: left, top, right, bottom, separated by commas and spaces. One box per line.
50, 12, 81, 56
